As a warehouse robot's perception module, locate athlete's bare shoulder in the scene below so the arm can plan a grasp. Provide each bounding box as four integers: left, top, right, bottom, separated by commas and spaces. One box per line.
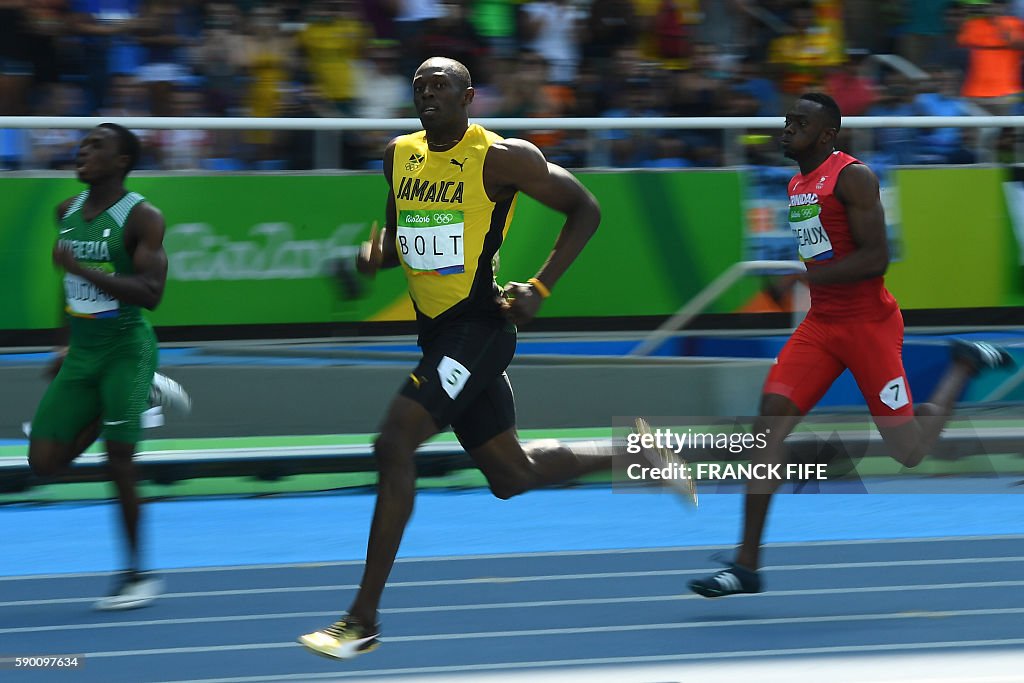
483, 137, 548, 198
123, 200, 166, 251
126, 201, 164, 227
486, 137, 545, 167
836, 162, 880, 204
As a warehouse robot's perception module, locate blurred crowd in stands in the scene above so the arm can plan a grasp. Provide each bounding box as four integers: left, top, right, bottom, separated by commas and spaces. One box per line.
1, 0, 1024, 171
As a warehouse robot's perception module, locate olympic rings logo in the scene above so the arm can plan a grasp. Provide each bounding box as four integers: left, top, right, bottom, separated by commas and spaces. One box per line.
432, 213, 455, 224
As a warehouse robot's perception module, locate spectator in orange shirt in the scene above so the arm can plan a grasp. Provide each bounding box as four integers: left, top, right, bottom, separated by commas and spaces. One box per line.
957, 0, 1024, 114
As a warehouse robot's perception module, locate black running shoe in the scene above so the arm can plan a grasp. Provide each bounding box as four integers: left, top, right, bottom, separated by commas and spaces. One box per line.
952, 340, 1015, 375
689, 560, 762, 598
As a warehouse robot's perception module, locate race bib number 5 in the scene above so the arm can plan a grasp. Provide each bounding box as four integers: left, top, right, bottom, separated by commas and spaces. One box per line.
64, 270, 119, 316
789, 204, 833, 262
397, 210, 465, 275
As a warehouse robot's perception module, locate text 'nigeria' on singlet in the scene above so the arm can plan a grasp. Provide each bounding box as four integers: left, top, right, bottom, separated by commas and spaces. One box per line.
787, 150, 898, 321
391, 124, 518, 337
59, 190, 147, 345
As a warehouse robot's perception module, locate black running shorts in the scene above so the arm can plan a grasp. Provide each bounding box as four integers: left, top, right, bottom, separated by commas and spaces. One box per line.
400, 319, 517, 450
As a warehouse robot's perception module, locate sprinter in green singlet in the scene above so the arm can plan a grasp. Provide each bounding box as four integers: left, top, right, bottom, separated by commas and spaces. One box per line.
28, 123, 187, 610
298, 57, 653, 659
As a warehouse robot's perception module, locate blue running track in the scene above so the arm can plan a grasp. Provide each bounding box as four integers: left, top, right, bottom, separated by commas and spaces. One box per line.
2, 488, 1023, 682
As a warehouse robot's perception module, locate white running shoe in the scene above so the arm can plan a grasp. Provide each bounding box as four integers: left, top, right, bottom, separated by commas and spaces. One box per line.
298, 616, 381, 659
141, 406, 164, 429
94, 572, 163, 611
633, 417, 698, 507
149, 373, 191, 416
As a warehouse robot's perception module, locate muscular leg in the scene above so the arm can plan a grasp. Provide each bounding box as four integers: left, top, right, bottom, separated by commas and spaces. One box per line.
106, 440, 142, 572
27, 419, 102, 476
346, 395, 439, 626
687, 393, 806, 598
28, 351, 104, 477
728, 317, 842, 571
92, 328, 160, 575
736, 393, 804, 570
739, 352, 979, 571
467, 430, 615, 500
737, 346, 988, 569
876, 359, 975, 468
845, 312, 988, 468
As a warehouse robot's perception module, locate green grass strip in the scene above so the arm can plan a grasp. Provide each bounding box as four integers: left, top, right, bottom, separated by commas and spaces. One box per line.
0, 427, 612, 460
2, 455, 1020, 505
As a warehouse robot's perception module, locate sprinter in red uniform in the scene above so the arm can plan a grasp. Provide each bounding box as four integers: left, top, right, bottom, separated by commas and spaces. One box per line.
689, 93, 1014, 597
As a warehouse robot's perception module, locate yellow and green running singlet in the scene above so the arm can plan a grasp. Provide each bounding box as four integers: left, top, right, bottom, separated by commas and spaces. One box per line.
392, 124, 518, 330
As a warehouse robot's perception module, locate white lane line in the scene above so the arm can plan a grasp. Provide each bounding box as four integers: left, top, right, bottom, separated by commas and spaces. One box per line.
3, 533, 1023, 581
3, 557, 1022, 608
4, 580, 1024, 635
75, 626, 1024, 660
141, 647, 1024, 683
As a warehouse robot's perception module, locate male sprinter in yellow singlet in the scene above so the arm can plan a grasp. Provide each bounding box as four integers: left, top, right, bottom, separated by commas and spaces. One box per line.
298, 57, 638, 658
28, 124, 190, 610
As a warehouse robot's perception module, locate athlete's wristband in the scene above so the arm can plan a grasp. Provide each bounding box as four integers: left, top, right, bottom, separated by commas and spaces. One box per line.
528, 277, 551, 299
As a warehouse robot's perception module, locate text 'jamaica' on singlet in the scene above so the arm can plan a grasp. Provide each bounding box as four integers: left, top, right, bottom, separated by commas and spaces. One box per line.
788, 150, 898, 321
59, 190, 147, 345
392, 124, 518, 336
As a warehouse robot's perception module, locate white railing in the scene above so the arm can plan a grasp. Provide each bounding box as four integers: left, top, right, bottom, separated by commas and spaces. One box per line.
4, 114, 1019, 169
3, 115, 1024, 130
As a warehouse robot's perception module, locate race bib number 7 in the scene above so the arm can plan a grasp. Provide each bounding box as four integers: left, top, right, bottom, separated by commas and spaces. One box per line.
397, 210, 465, 275
789, 204, 834, 262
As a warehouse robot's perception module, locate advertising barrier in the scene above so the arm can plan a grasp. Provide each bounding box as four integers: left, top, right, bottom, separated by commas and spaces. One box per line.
1, 166, 1020, 338
0, 171, 752, 332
